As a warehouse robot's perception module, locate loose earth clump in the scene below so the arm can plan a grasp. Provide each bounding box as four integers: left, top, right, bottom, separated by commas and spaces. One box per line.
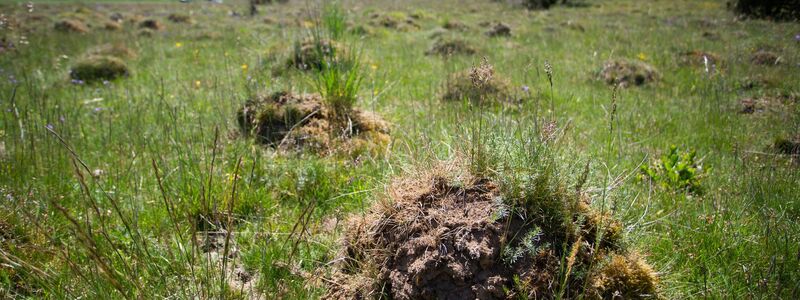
442, 62, 516, 104
598, 59, 659, 88
426, 38, 477, 56
70, 56, 130, 82
54, 19, 89, 33
326, 163, 659, 299
751, 49, 782, 66
484, 22, 512, 37
237, 91, 390, 156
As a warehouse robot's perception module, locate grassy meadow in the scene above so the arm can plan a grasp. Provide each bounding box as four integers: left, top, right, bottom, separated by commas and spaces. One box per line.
1, 0, 799, 298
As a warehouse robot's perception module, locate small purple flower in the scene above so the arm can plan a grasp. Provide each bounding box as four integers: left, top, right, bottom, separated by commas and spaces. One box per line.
8, 75, 17, 85
71, 79, 84, 85
521, 85, 530, 93
795, 34, 800, 41
45, 123, 54, 130
59, 115, 65, 123
93, 107, 104, 112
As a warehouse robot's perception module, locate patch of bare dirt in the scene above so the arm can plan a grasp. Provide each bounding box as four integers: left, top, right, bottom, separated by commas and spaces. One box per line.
326, 162, 659, 299
237, 91, 390, 157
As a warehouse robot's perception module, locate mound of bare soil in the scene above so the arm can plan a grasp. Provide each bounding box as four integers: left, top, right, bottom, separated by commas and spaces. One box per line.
138, 19, 164, 31
237, 91, 390, 156
442, 60, 516, 104
326, 163, 658, 299
369, 12, 420, 31
54, 19, 89, 33
751, 49, 782, 65
598, 59, 659, 88
426, 38, 477, 56
484, 22, 512, 37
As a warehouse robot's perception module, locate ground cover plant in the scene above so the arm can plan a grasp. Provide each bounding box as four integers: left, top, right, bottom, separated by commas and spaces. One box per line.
1, 0, 799, 299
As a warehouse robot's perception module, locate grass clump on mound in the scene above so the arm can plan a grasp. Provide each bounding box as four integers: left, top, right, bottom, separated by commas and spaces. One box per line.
326, 156, 659, 299
69, 56, 129, 83
442, 58, 516, 104
485, 22, 512, 37
287, 38, 347, 71
167, 13, 193, 24
368, 12, 420, 31
236, 91, 390, 156
598, 59, 659, 88
678, 50, 720, 68
774, 135, 800, 156
138, 19, 164, 31
751, 49, 782, 65
426, 38, 477, 56
88, 43, 137, 59
54, 19, 89, 33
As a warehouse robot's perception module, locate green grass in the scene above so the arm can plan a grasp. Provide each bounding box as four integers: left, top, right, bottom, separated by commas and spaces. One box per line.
1, 0, 799, 298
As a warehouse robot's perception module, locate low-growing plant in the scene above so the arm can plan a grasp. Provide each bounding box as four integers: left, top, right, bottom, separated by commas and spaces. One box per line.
639, 145, 707, 194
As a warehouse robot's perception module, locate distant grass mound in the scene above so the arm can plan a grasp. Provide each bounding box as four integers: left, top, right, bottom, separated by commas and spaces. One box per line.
598, 59, 659, 88
69, 56, 129, 82
287, 38, 348, 71
237, 91, 390, 156
327, 160, 658, 299
426, 38, 477, 56
733, 0, 800, 21
442, 59, 516, 104
54, 19, 89, 33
